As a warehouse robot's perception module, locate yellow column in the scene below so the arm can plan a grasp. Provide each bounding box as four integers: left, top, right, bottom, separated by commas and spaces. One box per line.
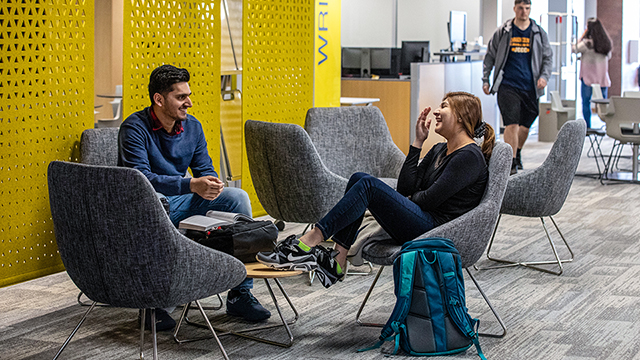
313, 0, 341, 107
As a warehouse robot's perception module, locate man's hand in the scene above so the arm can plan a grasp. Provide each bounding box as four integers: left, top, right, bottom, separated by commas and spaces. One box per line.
482, 83, 491, 95
537, 78, 547, 89
190, 176, 224, 201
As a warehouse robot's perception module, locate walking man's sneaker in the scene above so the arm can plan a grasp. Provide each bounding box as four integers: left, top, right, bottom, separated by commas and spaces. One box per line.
510, 158, 518, 175
256, 235, 318, 271
226, 289, 271, 322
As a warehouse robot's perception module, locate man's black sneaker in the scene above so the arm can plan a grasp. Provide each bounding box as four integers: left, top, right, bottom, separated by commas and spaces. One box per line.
313, 246, 345, 288
256, 235, 318, 271
226, 289, 271, 322
140, 308, 176, 332
510, 159, 518, 176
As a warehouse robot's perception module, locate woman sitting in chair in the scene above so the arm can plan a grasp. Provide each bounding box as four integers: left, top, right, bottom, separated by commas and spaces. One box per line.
257, 91, 496, 288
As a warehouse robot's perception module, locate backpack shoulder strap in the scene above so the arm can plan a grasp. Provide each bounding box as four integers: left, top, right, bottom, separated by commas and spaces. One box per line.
358, 250, 417, 353
438, 251, 488, 360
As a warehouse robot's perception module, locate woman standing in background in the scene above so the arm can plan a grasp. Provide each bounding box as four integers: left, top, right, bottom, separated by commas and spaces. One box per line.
573, 17, 612, 129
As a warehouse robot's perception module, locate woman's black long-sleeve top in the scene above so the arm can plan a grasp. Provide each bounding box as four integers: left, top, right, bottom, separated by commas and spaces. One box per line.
396, 142, 488, 226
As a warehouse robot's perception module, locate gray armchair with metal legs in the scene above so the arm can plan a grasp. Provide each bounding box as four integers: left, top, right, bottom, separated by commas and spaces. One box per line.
483, 119, 586, 275
600, 96, 640, 183
48, 161, 246, 360
356, 141, 513, 338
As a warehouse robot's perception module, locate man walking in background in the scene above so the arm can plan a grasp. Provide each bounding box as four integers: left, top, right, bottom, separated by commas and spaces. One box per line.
482, 0, 553, 175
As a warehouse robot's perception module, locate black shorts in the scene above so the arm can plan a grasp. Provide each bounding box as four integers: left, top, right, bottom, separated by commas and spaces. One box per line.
497, 84, 539, 129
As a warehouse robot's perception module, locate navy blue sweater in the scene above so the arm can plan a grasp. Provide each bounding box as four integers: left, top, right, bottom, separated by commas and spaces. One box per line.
118, 107, 217, 196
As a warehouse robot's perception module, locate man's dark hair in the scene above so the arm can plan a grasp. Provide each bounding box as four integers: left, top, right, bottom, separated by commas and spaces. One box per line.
515, 0, 531, 4
148, 65, 190, 105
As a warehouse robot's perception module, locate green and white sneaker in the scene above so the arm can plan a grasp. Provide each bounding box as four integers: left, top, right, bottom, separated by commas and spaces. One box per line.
313, 246, 344, 288
256, 235, 318, 272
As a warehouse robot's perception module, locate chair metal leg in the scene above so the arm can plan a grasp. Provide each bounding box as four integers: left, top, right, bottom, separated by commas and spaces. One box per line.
194, 300, 230, 360
175, 278, 299, 348
172, 302, 230, 359
53, 301, 97, 360
139, 309, 145, 359
577, 134, 607, 179
345, 260, 374, 276
465, 269, 507, 338
77, 291, 110, 307
355, 265, 385, 327
478, 215, 574, 275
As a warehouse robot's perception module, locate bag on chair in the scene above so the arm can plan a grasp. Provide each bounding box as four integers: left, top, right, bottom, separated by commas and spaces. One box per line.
359, 237, 487, 359
186, 219, 278, 263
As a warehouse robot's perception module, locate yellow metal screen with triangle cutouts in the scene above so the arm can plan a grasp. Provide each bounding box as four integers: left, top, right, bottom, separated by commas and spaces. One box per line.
0, 0, 94, 287
123, 0, 221, 164
241, 0, 314, 216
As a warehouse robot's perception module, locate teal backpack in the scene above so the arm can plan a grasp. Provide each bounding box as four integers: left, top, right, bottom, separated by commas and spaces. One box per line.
359, 238, 487, 359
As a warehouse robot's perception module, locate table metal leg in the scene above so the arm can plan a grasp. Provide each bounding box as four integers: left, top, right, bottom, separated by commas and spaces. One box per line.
174, 278, 299, 348
633, 144, 639, 182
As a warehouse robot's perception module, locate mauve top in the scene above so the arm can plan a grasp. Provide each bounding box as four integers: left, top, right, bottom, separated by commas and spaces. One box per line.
573, 38, 611, 87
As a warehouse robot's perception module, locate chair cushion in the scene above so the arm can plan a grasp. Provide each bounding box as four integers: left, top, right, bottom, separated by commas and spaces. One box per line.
361, 239, 402, 266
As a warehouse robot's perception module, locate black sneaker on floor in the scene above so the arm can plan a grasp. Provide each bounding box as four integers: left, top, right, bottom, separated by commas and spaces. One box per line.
140, 308, 176, 332
510, 159, 518, 176
313, 246, 345, 288
256, 235, 318, 271
226, 289, 271, 322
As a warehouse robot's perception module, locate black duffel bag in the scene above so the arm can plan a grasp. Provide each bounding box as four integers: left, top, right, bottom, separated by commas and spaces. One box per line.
186, 219, 278, 263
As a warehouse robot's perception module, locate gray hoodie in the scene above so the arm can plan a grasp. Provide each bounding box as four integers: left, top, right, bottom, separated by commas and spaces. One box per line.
482, 18, 553, 98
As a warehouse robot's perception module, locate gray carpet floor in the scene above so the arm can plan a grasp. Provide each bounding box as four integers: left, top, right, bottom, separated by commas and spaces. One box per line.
2, 135, 640, 360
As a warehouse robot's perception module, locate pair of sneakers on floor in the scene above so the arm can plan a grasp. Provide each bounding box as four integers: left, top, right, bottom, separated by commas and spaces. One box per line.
143, 289, 272, 332
256, 235, 345, 288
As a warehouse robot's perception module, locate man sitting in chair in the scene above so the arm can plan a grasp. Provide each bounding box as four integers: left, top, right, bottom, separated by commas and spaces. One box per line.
118, 64, 271, 330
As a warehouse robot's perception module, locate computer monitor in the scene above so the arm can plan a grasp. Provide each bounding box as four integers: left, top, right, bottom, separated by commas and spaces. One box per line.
449, 10, 467, 50
341, 47, 371, 77
342, 47, 363, 77
370, 48, 391, 70
399, 41, 430, 77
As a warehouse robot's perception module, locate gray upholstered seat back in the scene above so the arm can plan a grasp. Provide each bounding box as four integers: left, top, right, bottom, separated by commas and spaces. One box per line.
79, 128, 119, 166
363, 141, 513, 268
603, 96, 640, 144
48, 161, 245, 309
245, 120, 345, 223
500, 119, 586, 218
304, 107, 406, 179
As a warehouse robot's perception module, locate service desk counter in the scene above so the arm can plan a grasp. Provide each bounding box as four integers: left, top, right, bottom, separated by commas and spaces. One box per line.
341, 78, 412, 154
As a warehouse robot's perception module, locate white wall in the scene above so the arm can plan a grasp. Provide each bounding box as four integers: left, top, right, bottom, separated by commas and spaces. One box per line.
397, 0, 480, 53
341, 0, 394, 47
341, 0, 481, 53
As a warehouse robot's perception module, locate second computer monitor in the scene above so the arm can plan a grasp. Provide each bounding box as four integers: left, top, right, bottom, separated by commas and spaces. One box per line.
400, 41, 430, 76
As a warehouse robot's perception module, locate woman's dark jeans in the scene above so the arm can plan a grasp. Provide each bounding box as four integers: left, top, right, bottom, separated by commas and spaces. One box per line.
315, 172, 436, 249
581, 79, 608, 128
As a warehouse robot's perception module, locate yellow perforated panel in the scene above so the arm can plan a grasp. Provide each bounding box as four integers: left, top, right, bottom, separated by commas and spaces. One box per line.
241, 0, 314, 216
123, 0, 221, 164
0, 0, 94, 287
